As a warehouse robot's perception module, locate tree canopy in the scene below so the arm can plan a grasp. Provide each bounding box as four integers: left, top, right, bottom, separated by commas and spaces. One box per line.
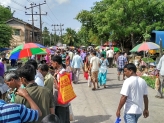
63, 28, 78, 46
0, 5, 12, 48
75, 0, 164, 48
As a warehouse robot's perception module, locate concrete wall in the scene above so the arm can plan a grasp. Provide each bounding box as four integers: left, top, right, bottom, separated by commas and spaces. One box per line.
7, 20, 41, 48
7, 20, 25, 48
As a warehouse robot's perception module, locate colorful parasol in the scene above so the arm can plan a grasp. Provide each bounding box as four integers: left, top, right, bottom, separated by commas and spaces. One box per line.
112, 47, 120, 52
130, 42, 160, 52
49, 46, 58, 50
95, 46, 102, 49
9, 43, 46, 59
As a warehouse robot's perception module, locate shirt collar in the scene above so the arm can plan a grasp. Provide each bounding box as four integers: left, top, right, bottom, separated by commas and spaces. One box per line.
26, 83, 38, 88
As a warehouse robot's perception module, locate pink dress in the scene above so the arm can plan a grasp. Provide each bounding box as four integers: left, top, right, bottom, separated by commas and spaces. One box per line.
45, 55, 50, 64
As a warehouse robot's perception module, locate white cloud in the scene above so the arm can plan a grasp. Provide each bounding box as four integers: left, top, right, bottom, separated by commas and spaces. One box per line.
55, 0, 70, 4
0, 0, 11, 5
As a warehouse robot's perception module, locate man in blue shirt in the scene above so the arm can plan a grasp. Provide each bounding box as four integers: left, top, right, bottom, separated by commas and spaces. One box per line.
71, 50, 84, 84
117, 52, 128, 80
0, 88, 42, 123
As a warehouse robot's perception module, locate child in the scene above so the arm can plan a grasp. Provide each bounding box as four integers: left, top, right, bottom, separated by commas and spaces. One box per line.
41, 114, 60, 123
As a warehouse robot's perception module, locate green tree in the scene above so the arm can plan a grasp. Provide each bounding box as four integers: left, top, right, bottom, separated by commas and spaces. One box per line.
0, 5, 12, 23
76, 0, 164, 49
0, 24, 12, 47
0, 5, 12, 48
63, 28, 78, 46
42, 27, 51, 46
76, 10, 100, 45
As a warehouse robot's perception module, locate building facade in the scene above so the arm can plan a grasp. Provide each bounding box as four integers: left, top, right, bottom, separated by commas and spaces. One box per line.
6, 17, 41, 48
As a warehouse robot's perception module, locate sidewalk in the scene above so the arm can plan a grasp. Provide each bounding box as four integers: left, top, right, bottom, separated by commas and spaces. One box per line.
71, 68, 164, 123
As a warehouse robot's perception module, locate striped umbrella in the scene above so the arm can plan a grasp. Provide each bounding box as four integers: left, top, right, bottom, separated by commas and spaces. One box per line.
130, 42, 160, 52
9, 43, 46, 59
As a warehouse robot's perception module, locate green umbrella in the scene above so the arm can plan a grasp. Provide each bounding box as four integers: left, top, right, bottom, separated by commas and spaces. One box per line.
112, 47, 120, 52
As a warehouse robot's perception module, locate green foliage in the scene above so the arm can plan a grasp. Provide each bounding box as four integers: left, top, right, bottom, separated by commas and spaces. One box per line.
0, 24, 12, 47
142, 57, 154, 63
0, 5, 12, 23
42, 27, 50, 46
63, 28, 78, 46
75, 0, 164, 48
42, 27, 60, 46
0, 5, 12, 48
141, 76, 155, 89
143, 33, 151, 41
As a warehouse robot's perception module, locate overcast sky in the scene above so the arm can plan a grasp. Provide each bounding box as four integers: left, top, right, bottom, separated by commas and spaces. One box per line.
0, 0, 100, 33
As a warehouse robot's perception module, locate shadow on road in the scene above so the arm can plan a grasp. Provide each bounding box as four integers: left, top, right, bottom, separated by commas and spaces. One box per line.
95, 84, 122, 91
107, 84, 122, 89
72, 115, 111, 123
78, 81, 88, 84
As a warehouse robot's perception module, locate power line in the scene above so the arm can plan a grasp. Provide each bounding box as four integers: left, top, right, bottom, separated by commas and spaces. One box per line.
26, 0, 33, 3
10, 0, 25, 8
25, 0, 54, 24
46, 4, 60, 23
25, 2, 47, 43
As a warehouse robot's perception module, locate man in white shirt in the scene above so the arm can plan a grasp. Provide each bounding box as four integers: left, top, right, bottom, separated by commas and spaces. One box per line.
90, 51, 100, 90
157, 54, 164, 98
106, 48, 114, 68
116, 63, 149, 123
69, 50, 74, 63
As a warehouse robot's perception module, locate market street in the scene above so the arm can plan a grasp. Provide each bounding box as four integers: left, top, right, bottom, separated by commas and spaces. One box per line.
71, 68, 164, 123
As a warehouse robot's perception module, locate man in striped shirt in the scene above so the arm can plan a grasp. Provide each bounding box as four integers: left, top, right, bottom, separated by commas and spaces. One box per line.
0, 88, 42, 123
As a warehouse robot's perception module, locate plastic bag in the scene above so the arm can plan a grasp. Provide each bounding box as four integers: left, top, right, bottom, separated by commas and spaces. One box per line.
58, 73, 76, 104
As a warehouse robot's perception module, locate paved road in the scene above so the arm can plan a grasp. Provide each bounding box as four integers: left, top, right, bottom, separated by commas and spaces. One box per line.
71, 68, 164, 123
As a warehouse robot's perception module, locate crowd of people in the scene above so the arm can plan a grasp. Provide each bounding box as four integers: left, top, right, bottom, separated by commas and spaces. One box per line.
1, 46, 164, 123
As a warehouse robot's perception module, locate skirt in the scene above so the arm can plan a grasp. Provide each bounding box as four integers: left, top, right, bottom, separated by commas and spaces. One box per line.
98, 72, 107, 86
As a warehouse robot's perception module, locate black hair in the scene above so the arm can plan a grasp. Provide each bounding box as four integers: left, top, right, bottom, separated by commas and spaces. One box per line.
25, 59, 38, 70
17, 64, 35, 81
49, 66, 54, 70
101, 54, 105, 57
62, 64, 66, 69
41, 114, 60, 123
124, 63, 137, 73
2, 58, 7, 62
51, 55, 62, 65
92, 51, 97, 56
39, 64, 49, 72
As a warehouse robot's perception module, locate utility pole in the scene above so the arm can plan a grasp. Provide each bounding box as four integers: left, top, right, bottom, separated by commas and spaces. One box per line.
50, 33, 52, 46
25, 3, 35, 42
25, 1, 47, 44
52, 24, 59, 45
56, 24, 64, 43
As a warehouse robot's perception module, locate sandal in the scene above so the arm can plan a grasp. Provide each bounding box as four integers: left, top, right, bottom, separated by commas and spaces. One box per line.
92, 88, 96, 91
155, 95, 162, 98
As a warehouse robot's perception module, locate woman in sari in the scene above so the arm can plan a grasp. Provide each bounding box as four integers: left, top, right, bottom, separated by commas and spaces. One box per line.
65, 52, 70, 65
98, 54, 109, 88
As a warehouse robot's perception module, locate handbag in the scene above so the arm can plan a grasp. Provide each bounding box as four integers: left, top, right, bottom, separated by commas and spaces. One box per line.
57, 72, 76, 104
